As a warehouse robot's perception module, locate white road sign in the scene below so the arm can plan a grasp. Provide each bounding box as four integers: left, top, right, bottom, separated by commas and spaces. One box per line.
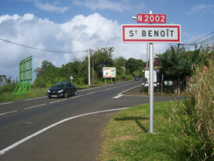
122, 24, 181, 42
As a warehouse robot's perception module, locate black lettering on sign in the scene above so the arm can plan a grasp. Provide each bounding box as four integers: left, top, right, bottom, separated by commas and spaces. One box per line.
129, 30, 134, 37
148, 30, 152, 37
142, 30, 146, 37
161, 30, 165, 37
154, 30, 159, 37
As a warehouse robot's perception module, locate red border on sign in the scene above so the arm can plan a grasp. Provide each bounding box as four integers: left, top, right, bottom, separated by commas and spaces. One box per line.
122, 25, 181, 42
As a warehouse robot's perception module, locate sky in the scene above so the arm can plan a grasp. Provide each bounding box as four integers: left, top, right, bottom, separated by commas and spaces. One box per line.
0, 0, 214, 82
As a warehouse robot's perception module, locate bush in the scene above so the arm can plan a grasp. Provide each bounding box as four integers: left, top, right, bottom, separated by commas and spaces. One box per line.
125, 74, 134, 80
0, 83, 17, 94
172, 60, 214, 160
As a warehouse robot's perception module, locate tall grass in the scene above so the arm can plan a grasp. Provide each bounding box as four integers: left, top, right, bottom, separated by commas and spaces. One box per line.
172, 60, 214, 160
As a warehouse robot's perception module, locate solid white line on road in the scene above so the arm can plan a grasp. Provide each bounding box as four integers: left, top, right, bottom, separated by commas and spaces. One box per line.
119, 84, 142, 95
113, 94, 123, 99
0, 107, 130, 156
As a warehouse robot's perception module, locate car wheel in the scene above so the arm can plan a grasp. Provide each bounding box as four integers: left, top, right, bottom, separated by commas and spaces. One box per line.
64, 92, 68, 98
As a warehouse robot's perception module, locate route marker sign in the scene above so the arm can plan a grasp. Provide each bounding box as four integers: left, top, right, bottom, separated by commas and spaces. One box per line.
122, 10, 181, 134
137, 14, 166, 23
121, 24, 181, 42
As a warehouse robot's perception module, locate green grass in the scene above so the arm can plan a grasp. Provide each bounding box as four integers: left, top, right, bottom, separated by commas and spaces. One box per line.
0, 87, 49, 102
98, 101, 189, 161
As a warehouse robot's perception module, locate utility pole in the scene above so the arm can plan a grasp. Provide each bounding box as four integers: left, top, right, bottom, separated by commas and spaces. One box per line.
88, 48, 91, 86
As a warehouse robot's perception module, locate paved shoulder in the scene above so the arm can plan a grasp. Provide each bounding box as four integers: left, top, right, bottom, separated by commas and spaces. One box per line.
0, 111, 118, 161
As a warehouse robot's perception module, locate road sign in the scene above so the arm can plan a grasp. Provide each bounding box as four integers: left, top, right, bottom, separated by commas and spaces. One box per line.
122, 24, 181, 42
137, 14, 166, 23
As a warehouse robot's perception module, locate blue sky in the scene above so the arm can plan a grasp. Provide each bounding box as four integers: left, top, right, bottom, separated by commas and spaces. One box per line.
0, 0, 214, 81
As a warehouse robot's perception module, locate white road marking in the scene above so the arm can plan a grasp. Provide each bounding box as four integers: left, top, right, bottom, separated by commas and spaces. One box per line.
113, 94, 123, 99
119, 84, 142, 95
24, 104, 47, 110
0, 81, 140, 116
0, 110, 18, 116
24, 96, 47, 101
85, 92, 95, 95
0, 102, 14, 106
50, 99, 67, 104
0, 107, 130, 156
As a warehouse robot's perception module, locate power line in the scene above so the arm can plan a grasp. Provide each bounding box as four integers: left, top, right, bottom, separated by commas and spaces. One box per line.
180, 31, 214, 46
0, 38, 87, 54
193, 32, 214, 43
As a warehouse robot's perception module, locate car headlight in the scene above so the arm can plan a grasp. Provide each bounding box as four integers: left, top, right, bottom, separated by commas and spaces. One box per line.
47, 90, 50, 93
58, 90, 64, 93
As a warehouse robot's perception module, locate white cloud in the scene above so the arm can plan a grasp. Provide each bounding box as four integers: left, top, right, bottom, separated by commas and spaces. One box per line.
189, 4, 214, 14
0, 13, 169, 81
34, 0, 69, 13
73, 0, 129, 12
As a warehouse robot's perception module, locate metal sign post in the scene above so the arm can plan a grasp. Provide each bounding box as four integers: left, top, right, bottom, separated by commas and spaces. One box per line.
149, 42, 154, 134
122, 10, 181, 134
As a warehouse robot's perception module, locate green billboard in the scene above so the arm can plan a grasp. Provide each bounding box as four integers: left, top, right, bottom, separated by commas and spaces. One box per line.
13, 56, 32, 95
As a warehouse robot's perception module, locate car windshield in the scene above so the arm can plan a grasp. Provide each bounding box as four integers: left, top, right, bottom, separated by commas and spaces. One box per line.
53, 83, 64, 88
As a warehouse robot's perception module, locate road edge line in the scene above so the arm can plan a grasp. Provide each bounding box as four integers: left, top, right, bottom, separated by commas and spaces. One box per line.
0, 107, 130, 156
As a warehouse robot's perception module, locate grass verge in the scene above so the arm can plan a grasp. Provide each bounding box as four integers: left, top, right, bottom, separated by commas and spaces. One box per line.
0, 87, 49, 102
98, 101, 189, 161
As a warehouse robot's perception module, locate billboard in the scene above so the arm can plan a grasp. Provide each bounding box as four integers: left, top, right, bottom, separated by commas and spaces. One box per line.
20, 56, 32, 81
103, 67, 116, 78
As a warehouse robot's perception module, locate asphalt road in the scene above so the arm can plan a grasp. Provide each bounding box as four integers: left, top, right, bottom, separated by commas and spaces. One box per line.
0, 80, 182, 161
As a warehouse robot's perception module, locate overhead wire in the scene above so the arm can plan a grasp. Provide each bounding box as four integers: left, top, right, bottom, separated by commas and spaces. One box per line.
0, 38, 88, 54
180, 31, 214, 46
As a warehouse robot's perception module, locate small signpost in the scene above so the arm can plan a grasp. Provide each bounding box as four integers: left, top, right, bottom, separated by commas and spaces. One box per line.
122, 11, 181, 134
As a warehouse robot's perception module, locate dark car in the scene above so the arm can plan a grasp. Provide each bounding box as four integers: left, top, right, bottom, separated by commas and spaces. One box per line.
47, 81, 77, 98
135, 77, 140, 81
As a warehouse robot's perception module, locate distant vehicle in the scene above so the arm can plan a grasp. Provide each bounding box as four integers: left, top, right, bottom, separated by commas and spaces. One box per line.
135, 77, 140, 81
47, 81, 77, 98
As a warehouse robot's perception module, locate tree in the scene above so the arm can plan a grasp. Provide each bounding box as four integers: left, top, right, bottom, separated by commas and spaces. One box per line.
34, 60, 54, 78
91, 47, 114, 78
157, 46, 192, 80
125, 58, 144, 76
157, 46, 193, 94
114, 57, 127, 67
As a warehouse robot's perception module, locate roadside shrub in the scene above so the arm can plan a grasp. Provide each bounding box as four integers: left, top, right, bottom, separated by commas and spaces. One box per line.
0, 83, 17, 94
172, 60, 214, 160
125, 74, 134, 80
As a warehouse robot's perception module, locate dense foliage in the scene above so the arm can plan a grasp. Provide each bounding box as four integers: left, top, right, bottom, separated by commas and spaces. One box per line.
33, 47, 145, 87
172, 60, 214, 160
156, 45, 211, 80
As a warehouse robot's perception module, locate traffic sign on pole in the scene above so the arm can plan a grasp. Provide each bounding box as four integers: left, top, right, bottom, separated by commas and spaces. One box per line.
137, 14, 166, 23
121, 24, 181, 42
122, 11, 181, 134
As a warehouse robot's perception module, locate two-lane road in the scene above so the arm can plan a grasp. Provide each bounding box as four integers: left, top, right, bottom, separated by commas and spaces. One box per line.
0, 81, 141, 151
0, 80, 180, 160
